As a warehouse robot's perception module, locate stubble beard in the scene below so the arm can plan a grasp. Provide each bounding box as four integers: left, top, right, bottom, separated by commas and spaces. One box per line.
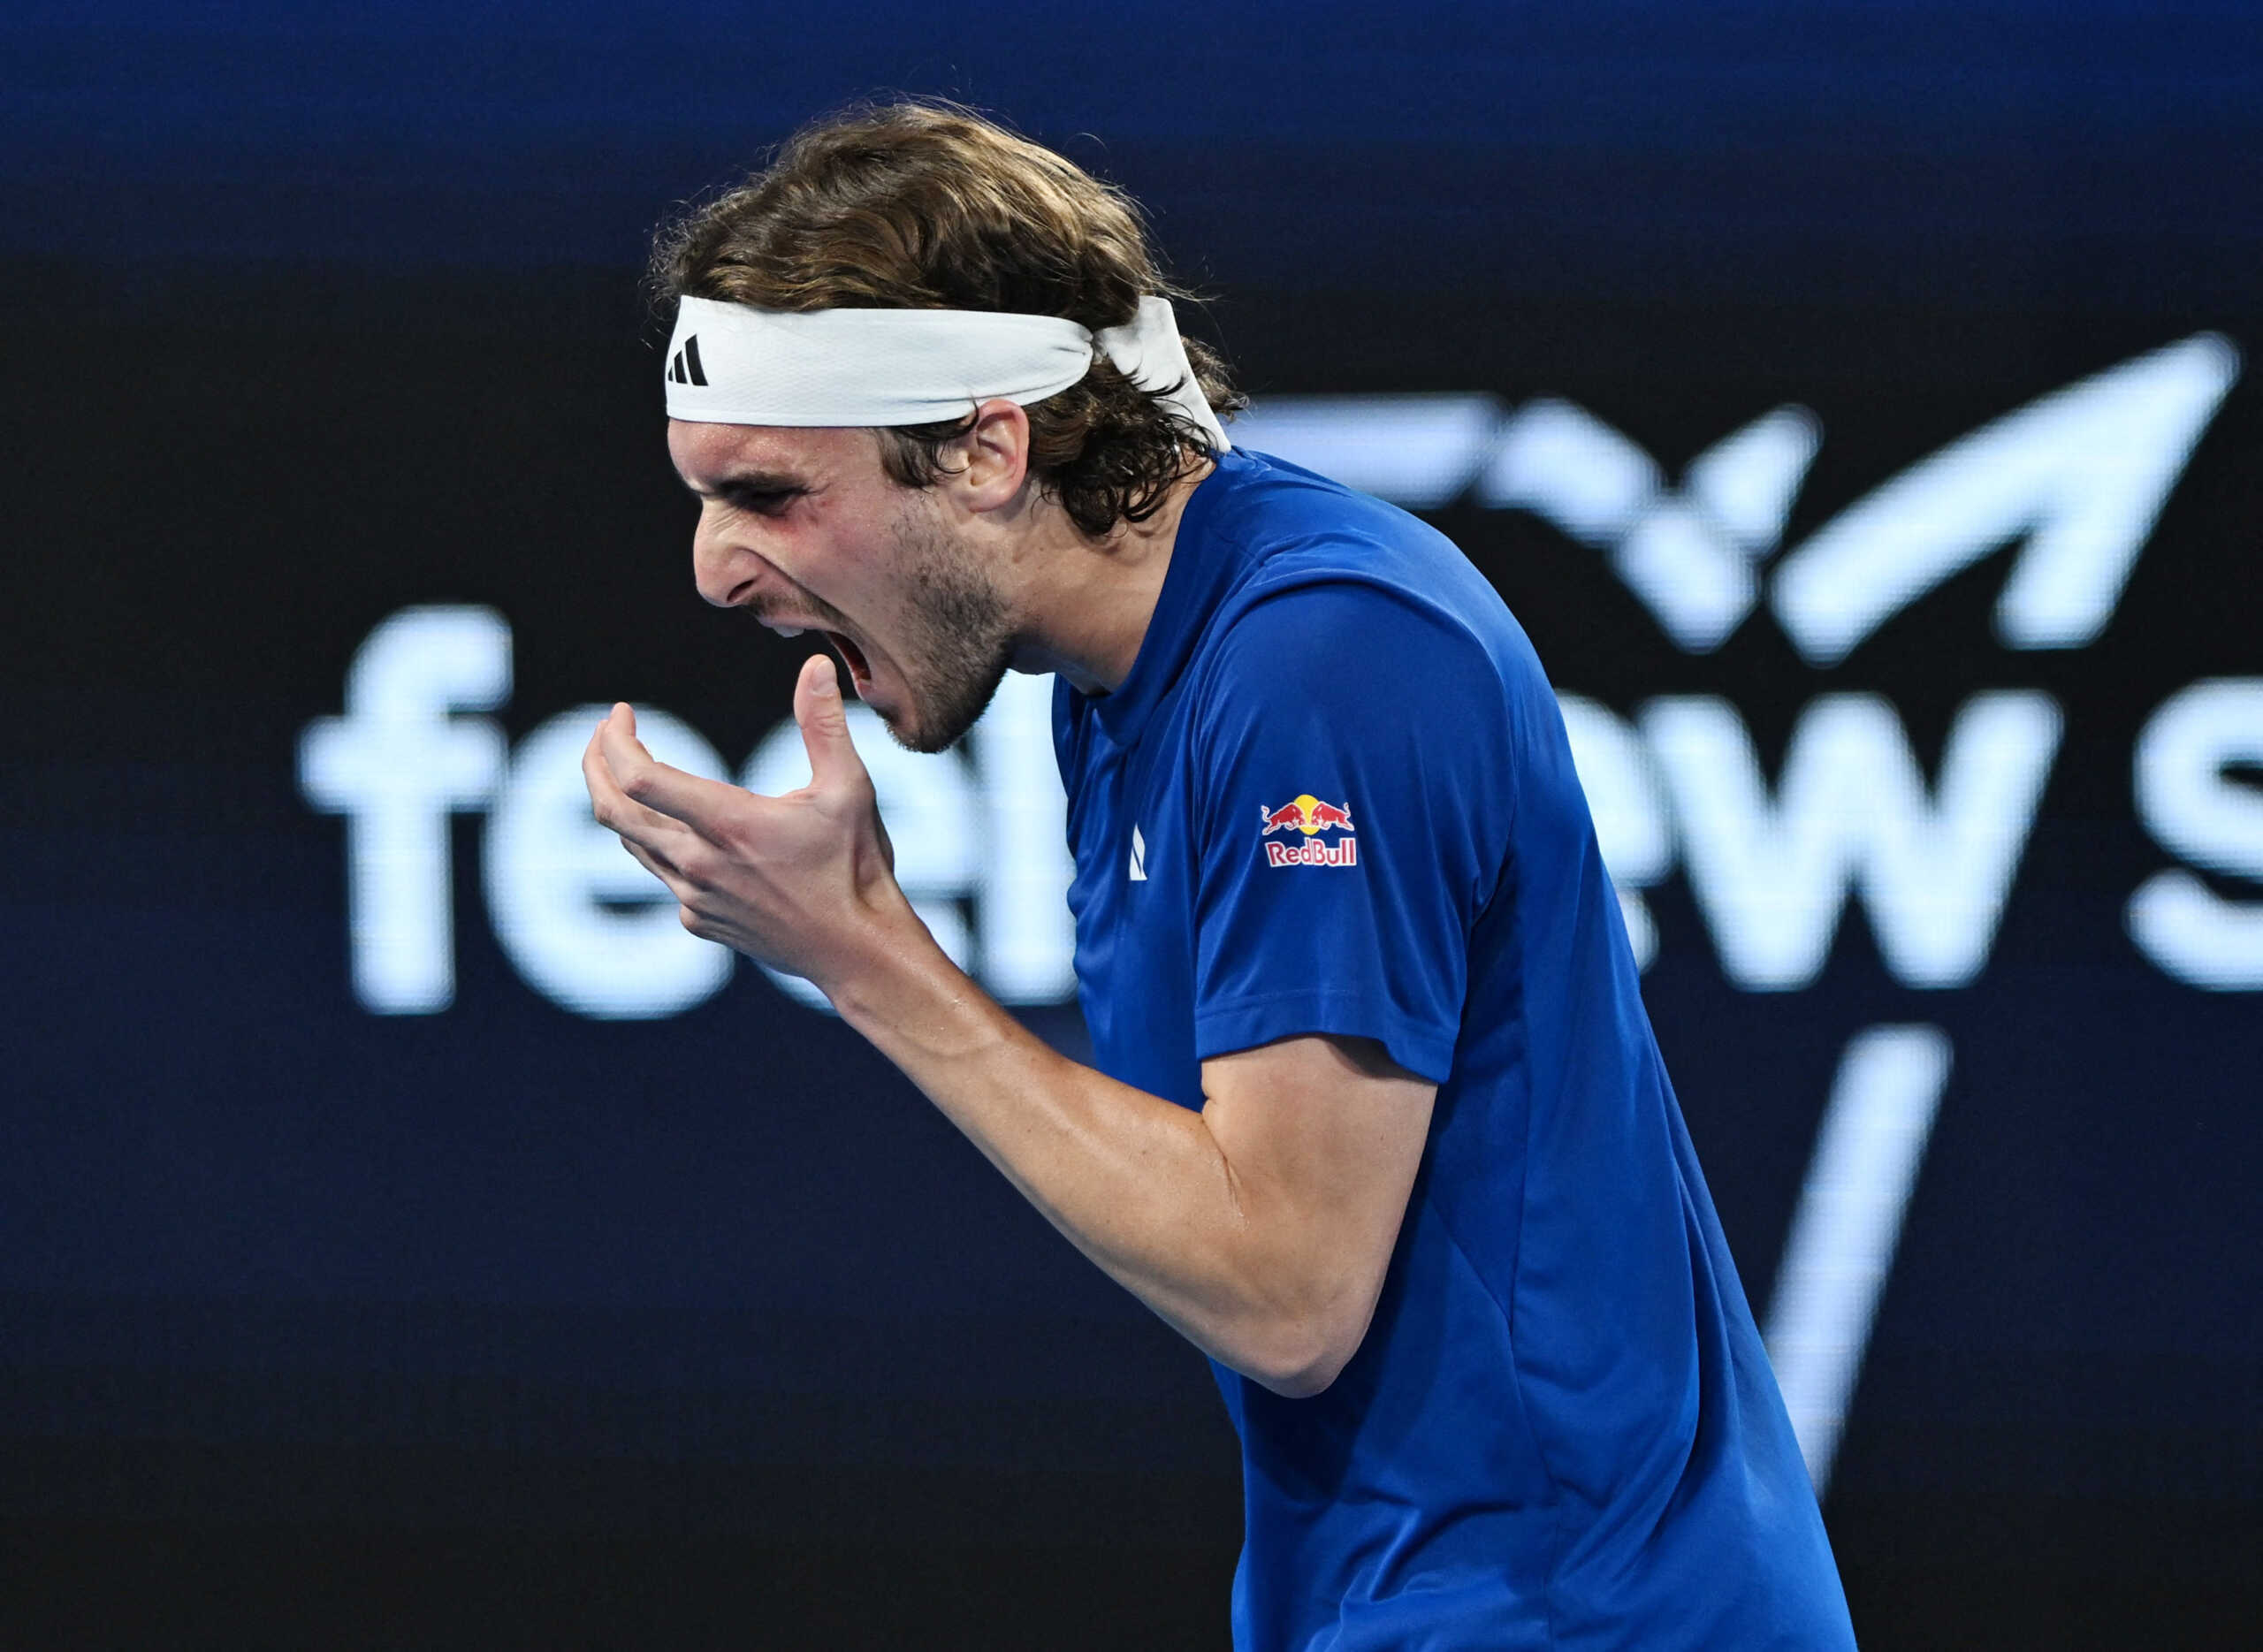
876, 498, 1017, 756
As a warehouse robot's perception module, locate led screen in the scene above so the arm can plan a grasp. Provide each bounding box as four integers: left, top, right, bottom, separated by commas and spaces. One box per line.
5, 3, 2259, 1645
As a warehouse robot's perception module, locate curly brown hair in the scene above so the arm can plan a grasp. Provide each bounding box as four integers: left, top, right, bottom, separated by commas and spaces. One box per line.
648, 100, 1244, 537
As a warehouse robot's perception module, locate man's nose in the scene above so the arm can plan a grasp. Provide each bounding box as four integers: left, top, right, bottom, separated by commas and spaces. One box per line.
691, 506, 759, 609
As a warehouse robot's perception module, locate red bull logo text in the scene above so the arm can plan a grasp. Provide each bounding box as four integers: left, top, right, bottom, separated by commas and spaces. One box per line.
1258, 793, 1359, 868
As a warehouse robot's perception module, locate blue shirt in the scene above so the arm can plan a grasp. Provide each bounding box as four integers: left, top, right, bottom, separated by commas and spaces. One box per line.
1053, 449, 1855, 1650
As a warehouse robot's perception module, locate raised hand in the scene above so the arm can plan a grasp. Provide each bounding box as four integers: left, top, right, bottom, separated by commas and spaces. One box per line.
581, 652, 914, 997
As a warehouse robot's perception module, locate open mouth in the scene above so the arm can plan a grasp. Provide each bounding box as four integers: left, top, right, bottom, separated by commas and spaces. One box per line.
825, 630, 872, 693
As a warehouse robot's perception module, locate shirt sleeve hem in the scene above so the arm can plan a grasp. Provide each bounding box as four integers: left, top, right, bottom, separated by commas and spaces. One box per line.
1194, 992, 1458, 1085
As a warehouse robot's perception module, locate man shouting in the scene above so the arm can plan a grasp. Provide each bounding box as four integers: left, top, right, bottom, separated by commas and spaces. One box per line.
585, 101, 1854, 1650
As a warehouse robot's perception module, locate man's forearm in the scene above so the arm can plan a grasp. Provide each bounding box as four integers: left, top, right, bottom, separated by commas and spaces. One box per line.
580, 685, 1407, 1397
825, 917, 1353, 1395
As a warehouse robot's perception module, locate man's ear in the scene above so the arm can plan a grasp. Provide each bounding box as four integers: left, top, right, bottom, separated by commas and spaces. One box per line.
944, 398, 1033, 514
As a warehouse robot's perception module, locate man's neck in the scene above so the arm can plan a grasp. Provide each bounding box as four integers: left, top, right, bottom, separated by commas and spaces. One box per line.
1004, 455, 1216, 697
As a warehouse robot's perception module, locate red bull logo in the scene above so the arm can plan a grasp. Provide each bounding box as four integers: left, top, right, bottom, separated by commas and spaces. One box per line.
1258, 793, 1359, 867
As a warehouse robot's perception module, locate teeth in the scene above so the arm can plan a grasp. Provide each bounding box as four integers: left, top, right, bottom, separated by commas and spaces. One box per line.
767, 624, 805, 637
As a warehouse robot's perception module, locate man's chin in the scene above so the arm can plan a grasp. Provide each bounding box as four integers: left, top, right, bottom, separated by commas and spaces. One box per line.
883, 710, 966, 757
874, 682, 1002, 756
861, 691, 949, 756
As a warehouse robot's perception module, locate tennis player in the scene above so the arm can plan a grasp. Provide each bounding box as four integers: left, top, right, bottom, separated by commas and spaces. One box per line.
584, 101, 1856, 1649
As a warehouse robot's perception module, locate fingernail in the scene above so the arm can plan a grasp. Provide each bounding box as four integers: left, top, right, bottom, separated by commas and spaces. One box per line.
811, 663, 838, 697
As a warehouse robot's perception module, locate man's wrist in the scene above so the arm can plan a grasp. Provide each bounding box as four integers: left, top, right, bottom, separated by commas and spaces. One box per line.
832, 913, 1040, 1092
817, 895, 981, 1049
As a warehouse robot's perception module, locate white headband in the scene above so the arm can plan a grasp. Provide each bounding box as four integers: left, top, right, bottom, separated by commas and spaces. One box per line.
663, 293, 1229, 450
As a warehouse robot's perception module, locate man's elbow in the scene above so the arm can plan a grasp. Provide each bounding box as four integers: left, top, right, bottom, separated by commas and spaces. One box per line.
1252, 1350, 1347, 1400
1231, 1310, 1368, 1399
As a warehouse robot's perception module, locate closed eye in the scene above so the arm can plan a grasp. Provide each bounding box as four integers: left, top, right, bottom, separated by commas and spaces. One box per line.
722, 484, 804, 517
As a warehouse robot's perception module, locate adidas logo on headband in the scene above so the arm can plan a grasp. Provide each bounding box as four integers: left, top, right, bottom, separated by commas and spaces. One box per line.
667, 336, 709, 386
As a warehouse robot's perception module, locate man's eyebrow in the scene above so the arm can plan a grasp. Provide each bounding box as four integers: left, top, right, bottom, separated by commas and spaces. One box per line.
684, 468, 807, 498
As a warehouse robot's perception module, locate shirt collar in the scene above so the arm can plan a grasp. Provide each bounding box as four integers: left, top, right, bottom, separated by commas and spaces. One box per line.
1086, 449, 1256, 744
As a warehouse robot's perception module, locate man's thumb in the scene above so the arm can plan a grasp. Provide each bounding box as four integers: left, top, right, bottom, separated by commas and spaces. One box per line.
793, 651, 863, 786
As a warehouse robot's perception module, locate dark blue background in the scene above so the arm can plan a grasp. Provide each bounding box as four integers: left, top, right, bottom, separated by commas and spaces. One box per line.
10, 1, 2260, 301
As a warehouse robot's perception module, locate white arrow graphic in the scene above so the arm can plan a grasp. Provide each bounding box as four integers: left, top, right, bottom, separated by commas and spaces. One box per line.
1770, 333, 2240, 666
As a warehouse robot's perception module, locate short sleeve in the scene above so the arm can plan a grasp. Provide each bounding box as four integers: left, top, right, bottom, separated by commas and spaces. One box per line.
1187, 580, 1514, 1083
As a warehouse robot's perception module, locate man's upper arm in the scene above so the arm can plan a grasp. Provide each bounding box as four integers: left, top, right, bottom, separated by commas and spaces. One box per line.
1200, 1032, 1436, 1395
1188, 578, 1514, 1084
